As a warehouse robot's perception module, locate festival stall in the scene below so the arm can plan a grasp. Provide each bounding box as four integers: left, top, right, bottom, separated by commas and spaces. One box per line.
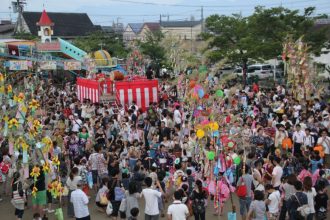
76, 75, 158, 110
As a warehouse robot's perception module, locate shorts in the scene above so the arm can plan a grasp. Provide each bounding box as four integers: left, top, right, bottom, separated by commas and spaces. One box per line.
15, 208, 24, 218
32, 190, 47, 206
239, 196, 252, 216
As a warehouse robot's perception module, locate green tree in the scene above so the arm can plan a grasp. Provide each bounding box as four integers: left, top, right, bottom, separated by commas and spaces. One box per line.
139, 30, 166, 65
13, 32, 38, 40
73, 31, 128, 58
205, 6, 329, 65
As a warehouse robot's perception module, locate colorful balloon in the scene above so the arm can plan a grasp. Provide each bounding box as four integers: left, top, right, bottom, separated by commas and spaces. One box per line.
198, 89, 205, 98
210, 122, 219, 131
213, 131, 220, 137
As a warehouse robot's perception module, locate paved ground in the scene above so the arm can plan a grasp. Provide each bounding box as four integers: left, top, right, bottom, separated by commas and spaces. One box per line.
0, 190, 242, 220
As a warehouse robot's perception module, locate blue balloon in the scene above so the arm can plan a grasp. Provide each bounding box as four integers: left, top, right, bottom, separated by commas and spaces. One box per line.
213, 131, 220, 137
198, 89, 204, 98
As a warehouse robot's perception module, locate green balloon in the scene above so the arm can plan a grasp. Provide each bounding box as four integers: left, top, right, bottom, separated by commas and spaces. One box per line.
216, 90, 224, 97
233, 156, 241, 165
208, 151, 215, 161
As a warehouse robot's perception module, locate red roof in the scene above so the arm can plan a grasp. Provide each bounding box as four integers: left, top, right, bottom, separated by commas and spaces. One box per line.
37, 10, 54, 26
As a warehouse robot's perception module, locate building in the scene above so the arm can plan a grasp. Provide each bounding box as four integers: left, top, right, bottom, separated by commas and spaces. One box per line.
160, 20, 202, 40
139, 22, 160, 42
123, 23, 143, 43
16, 11, 100, 39
0, 20, 15, 39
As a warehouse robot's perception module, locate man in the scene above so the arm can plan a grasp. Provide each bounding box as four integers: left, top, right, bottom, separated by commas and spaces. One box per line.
265, 184, 281, 219
167, 191, 189, 220
70, 180, 90, 220
292, 124, 306, 157
141, 177, 164, 220
271, 157, 283, 190
71, 114, 82, 133
159, 121, 171, 142
173, 105, 182, 126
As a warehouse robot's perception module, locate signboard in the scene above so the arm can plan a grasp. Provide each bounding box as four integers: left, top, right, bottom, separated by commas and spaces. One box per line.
9, 60, 28, 70
36, 42, 61, 52
64, 61, 81, 70
39, 61, 57, 70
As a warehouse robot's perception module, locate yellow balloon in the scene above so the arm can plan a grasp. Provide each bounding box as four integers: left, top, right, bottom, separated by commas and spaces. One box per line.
196, 129, 205, 139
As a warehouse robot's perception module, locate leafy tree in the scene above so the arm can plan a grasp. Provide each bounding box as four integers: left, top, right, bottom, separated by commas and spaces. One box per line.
139, 30, 166, 65
73, 31, 128, 58
13, 32, 38, 40
205, 6, 329, 66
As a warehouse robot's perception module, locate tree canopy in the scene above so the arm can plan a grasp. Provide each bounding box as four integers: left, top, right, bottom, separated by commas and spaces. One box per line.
73, 31, 128, 58
205, 6, 330, 64
138, 30, 166, 65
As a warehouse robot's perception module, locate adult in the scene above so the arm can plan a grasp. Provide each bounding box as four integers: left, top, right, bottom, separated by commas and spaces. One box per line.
317, 129, 330, 167
279, 174, 297, 220
237, 166, 254, 220
292, 124, 306, 157
271, 157, 283, 190
167, 190, 189, 220
287, 181, 308, 220
247, 190, 266, 220
141, 177, 164, 220
70, 180, 90, 220
31, 165, 47, 217
88, 144, 109, 189
190, 179, 208, 220
265, 184, 281, 219
303, 176, 316, 220
66, 167, 82, 218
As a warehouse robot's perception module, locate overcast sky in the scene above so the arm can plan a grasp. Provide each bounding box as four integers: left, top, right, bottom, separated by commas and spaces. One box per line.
1, 0, 329, 25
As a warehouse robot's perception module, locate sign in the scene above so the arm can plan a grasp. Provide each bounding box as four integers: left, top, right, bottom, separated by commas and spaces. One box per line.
9, 60, 28, 70
36, 42, 61, 52
39, 61, 57, 70
64, 61, 81, 70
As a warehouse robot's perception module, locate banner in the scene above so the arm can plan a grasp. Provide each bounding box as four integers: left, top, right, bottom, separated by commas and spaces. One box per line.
39, 61, 57, 70
9, 60, 28, 70
64, 61, 81, 70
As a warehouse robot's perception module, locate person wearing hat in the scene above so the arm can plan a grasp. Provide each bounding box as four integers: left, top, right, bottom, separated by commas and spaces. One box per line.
70, 180, 90, 220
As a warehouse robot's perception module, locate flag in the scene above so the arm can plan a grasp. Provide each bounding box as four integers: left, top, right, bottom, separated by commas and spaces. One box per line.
7, 44, 19, 56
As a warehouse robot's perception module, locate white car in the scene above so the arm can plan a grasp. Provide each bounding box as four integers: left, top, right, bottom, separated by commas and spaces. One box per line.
247, 64, 273, 79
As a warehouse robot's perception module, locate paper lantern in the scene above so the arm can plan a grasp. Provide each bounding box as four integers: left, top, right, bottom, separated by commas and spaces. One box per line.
208, 151, 215, 161
198, 89, 205, 98
196, 129, 205, 139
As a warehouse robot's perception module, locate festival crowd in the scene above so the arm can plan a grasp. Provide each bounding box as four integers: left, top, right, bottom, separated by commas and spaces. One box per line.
0, 73, 329, 220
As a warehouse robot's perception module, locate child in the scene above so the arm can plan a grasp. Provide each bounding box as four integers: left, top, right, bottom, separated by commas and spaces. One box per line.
214, 172, 230, 216
95, 177, 109, 212
12, 172, 25, 220
128, 207, 139, 220
78, 158, 89, 195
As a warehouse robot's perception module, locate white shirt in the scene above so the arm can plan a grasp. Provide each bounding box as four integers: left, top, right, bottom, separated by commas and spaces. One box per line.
272, 165, 283, 188
167, 200, 189, 220
66, 176, 82, 191
70, 189, 89, 218
268, 190, 281, 213
142, 188, 162, 215
72, 118, 82, 132
304, 187, 316, 214
292, 130, 306, 144
317, 136, 330, 154
174, 109, 182, 124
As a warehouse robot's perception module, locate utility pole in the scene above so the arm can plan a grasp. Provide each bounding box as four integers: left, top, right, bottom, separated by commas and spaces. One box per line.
201, 6, 204, 33
13, 0, 27, 33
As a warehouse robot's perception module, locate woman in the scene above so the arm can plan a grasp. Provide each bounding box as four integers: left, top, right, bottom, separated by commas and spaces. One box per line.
190, 179, 208, 220
66, 167, 82, 218
108, 168, 125, 219
31, 165, 47, 217
119, 181, 140, 219
11, 172, 26, 220
95, 126, 107, 149
68, 132, 80, 163
247, 190, 266, 220
303, 176, 316, 220
279, 174, 297, 220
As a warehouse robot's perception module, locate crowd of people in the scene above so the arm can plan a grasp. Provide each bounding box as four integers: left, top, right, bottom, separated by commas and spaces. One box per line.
0, 72, 329, 220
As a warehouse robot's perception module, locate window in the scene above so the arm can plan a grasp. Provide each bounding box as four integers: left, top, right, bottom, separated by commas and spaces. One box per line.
44, 28, 50, 36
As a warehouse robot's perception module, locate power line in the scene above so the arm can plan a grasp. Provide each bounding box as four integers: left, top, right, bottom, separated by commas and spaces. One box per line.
106, 0, 324, 8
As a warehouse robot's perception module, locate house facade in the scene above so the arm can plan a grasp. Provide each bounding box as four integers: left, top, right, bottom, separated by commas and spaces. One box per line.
139, 23, 161, 42
123, 23, 143, 43
160, 20, 202, 40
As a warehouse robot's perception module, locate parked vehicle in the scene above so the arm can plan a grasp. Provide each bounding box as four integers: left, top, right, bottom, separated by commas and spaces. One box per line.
247, 64, 273, 79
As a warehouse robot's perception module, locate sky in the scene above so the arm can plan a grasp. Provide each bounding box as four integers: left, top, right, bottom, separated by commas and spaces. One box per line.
1, 0, 330, 26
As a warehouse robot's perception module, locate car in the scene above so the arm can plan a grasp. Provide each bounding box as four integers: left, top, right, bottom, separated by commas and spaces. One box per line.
247, 64, 273, 79
232, 68, 243, 76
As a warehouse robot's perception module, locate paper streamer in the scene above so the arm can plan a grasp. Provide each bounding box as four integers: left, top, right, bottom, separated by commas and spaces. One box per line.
22, 150, 28, 163
23, 165, 29, 179
8, 141, 14, 155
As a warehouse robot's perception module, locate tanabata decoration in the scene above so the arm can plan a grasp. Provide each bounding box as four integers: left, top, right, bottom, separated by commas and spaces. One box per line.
233, 156, 241, 165
8, 118, 19, 129
32, 186, 38, 197
196, 129, 205, 139
174, 158, 181, 165
48, 180, 64, 199
29, 99, 40, 115
189, 80, 196, 89
43, 162, 50, 174
41, 137, 53, 153
52, 156, 60, 167
208, 151, 216, 161
30, 166, 40, 181
210, 122, 219, 131
216, 89, 224, 98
